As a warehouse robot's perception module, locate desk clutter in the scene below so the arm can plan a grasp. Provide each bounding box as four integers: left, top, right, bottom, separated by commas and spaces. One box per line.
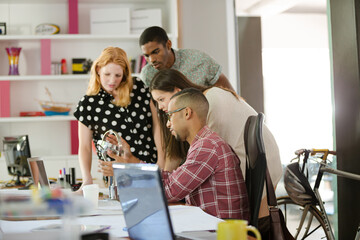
0, 187, 92, 221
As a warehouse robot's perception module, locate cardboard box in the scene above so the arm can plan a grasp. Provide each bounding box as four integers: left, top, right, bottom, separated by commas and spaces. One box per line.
90, 8, 130, 35
131, 9, 162, 34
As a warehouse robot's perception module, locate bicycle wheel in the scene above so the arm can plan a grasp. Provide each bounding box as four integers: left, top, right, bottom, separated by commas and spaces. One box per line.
277, 196, 332, 239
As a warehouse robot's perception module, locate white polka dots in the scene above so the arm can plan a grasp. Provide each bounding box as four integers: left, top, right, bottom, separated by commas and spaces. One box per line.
74, 79, 157, 164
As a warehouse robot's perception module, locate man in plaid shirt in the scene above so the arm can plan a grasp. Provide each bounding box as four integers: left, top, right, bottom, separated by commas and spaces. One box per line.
102, 87, 249, 219
163, 88, 249, 220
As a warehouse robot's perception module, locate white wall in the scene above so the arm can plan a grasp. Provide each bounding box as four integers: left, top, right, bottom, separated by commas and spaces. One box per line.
179, 0, 238, 91
261, 13, 329, 48
261, 13, 333, 164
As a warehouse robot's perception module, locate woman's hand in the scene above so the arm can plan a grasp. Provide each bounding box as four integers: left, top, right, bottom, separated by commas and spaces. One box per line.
98, 160, 114, 176
74, 178, 94, 195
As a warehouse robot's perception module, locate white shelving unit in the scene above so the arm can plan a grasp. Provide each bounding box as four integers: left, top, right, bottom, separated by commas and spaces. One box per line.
0, 0, 178, 181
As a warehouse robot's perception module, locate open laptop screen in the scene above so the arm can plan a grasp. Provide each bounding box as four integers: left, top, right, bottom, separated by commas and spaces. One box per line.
113, 163, 175, 240
27, 157, 50, 188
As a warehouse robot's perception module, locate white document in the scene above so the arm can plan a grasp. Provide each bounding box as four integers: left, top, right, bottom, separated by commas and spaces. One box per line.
169, 205, 223, 233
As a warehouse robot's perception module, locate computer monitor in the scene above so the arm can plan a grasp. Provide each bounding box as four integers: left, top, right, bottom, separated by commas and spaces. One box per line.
2, 135, 32, 185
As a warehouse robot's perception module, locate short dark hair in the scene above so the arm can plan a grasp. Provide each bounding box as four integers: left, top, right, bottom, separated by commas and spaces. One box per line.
171, 88, 209, 122
139, 26, 169, 47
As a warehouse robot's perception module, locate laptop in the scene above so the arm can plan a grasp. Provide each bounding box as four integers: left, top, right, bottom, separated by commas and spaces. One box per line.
27, 157, 50, 188
113, 163, 195, 240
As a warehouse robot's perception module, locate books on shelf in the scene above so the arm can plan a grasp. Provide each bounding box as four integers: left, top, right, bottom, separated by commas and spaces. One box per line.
130, 55, 147, 75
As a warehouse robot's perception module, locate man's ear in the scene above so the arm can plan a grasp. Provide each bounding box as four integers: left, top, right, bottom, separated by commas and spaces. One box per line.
166, 40, 172, 50
184, 108, 192, 120
174, 87, 181, 93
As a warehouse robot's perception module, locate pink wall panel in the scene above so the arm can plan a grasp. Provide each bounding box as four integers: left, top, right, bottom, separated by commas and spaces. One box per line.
68, 0, 79, 34
40, 39, 51, 75
0, 81, 10, 117
70, 120, 79, 155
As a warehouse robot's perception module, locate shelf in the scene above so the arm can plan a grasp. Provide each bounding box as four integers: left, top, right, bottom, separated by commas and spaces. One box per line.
0, 73, 139, 81
0, 116, 75, 123
0, 33, 175, 41
0, 0, 166, 4
0, 34, 138, 40
0, 74, 89, 81
43, 155, 79, 161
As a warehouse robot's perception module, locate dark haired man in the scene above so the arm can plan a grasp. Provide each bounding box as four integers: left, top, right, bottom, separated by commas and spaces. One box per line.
161, 88, 249, 219
139, 26, 234, 91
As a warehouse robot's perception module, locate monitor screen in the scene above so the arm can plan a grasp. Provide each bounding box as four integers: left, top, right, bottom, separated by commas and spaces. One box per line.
2, 135, 32, 184
27, 157, 50, 188
114, 163, 175, 240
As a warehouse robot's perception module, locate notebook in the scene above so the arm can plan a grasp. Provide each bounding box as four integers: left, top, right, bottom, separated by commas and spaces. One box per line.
113, 163, 194, 240
27, 157, 50, 188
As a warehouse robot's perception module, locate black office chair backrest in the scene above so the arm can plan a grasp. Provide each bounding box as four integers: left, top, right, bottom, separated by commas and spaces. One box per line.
244, 112, 267, 228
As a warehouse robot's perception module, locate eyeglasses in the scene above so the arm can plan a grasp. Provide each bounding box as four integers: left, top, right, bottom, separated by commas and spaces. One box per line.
166, 107, 186, 122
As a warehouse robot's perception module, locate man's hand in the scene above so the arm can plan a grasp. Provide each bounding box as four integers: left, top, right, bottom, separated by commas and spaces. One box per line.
97, 137, 141, 177
106, 136, 140, 163
98, 160, 114, 176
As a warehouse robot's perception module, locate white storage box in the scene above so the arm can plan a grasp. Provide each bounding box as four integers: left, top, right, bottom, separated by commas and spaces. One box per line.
131, 8, 162, 34
90, 8, 130, 35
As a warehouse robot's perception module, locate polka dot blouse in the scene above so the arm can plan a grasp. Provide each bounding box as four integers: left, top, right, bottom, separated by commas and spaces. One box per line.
74, 77, 157, 163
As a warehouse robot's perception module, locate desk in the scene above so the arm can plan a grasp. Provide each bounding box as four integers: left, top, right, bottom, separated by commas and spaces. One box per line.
0, 189, 222, 240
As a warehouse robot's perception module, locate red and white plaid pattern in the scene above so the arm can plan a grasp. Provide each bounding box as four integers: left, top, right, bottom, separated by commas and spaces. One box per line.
162, 126, 249, 220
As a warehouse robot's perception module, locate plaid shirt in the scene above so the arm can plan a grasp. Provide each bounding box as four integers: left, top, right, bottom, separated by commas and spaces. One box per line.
161, 126, 249, 220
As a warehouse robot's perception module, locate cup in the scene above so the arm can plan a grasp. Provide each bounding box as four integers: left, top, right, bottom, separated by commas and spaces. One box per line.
217, 220, 261, 240
82, 184, 99, 209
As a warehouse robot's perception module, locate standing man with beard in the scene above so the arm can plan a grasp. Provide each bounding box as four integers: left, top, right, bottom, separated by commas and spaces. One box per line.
139, 26, 234, 91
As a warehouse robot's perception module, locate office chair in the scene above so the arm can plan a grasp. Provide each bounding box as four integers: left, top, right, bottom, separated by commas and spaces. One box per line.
244, 112, 267, 228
